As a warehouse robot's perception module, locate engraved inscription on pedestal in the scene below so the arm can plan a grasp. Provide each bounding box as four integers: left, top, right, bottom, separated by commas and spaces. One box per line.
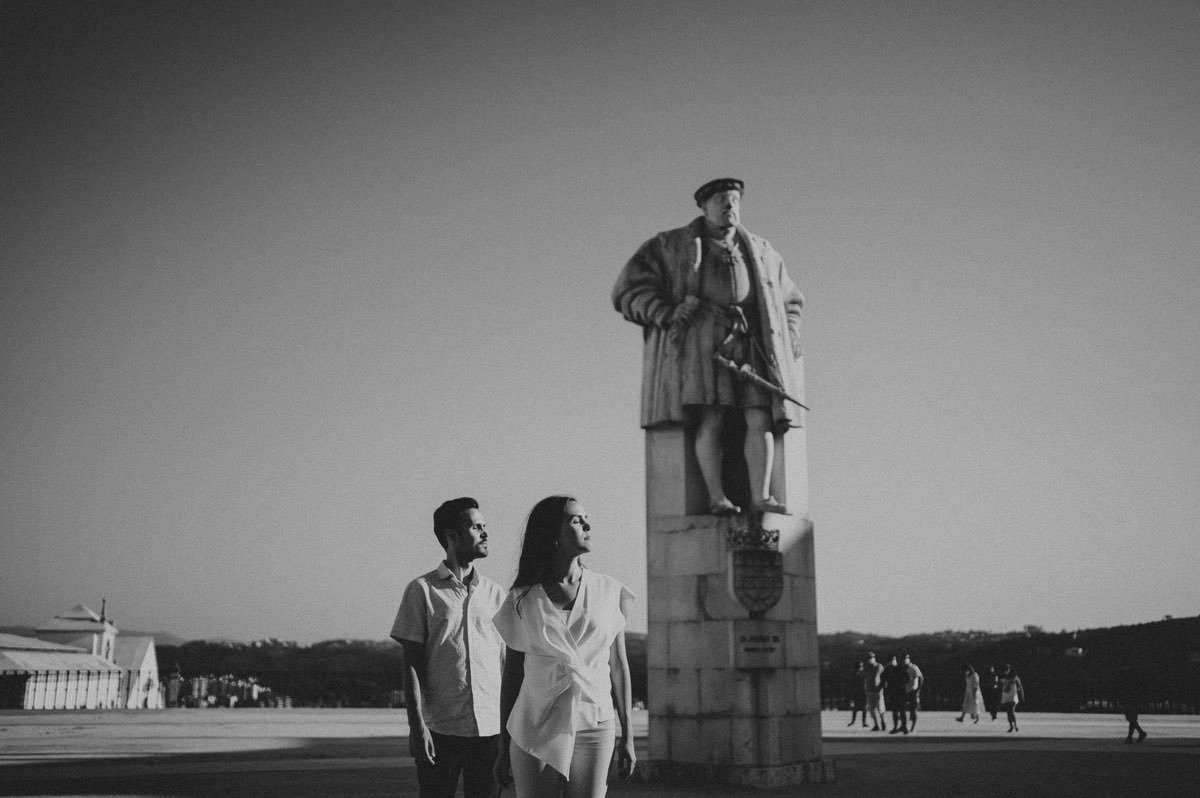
733, 618, 786, 669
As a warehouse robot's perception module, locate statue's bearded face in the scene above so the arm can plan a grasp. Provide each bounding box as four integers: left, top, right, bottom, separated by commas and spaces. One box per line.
701, 190, 741, 230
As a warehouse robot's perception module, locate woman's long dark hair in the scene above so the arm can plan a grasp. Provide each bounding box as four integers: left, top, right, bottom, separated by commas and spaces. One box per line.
512, 495, 575, 592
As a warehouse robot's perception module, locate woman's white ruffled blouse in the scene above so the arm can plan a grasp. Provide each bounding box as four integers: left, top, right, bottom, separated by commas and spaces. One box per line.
493, 570, 634, 779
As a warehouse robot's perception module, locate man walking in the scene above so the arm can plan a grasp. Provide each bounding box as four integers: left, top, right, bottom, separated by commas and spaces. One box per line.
903, 652, 925, 731
1116, 664, 1149, 744
862, 652, 887, 731
390, 497, 505, 798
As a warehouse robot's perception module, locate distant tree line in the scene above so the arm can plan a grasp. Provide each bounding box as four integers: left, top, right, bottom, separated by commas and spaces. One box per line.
157, 635, 649, 709
158, 617, 1198, 713
158, 639, 407, 708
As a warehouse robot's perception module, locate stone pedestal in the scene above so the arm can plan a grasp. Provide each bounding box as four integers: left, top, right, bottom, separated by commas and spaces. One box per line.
639, 422, 831, 787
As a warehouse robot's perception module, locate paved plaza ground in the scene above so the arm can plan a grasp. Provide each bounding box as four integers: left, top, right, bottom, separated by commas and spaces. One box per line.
1, 708, 1198, 797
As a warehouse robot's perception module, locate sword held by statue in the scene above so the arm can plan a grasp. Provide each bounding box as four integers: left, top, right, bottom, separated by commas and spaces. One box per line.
713, 328, 810, 411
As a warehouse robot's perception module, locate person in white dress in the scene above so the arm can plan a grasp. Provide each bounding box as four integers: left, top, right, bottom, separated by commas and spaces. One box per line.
493, 495, 637, 797
956, 664, 986, 723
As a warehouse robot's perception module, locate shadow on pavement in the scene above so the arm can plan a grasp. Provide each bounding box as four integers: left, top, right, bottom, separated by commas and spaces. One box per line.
614, 750, 1200, 797
3, 735, 1200, 797
0, 737, 414, 798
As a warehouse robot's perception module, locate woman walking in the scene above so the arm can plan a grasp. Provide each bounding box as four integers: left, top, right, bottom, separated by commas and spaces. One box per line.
956, 664, 986, 723
999, 664, 1025, 732
494, 495, 637, 797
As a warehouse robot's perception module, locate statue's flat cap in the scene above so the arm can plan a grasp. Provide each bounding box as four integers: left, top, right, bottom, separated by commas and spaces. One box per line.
694, 177, 744, 206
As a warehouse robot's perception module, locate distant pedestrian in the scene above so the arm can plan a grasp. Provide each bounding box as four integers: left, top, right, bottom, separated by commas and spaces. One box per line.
390, 497, 506, 798
956, 664, 985, 723
903, 652, 924, 731
882, 655, 909, 734
984, 662, 1003, 720
1116, 665, 1149, 744
999, 664, 1025, 732
847, 661, 868, 727
861, 652, 887, 731
984, 665, 1000, 720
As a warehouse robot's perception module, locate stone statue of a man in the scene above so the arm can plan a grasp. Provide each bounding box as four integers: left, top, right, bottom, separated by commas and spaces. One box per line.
613, 178, 804, 516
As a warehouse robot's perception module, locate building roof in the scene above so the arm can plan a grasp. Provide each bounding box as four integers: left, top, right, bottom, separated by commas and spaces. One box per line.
0, 633, 84, 653
0, 634, 122, 674
60, 604, 102, 622
35, 618, 109, 633
112, 636, 156, 671
0, 650, 124, 673
35, 604, 118, 634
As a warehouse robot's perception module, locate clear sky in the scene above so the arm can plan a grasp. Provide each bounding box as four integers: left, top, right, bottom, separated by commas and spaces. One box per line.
3, 1, 1198, 643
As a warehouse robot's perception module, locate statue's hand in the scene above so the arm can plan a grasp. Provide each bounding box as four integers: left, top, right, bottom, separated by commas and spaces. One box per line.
667, 297, 701, 344
669, 296, 701, 326
727, 306, 748, 334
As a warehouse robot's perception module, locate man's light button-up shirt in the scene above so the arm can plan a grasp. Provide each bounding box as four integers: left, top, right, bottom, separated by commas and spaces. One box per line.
390, 563, 505, 737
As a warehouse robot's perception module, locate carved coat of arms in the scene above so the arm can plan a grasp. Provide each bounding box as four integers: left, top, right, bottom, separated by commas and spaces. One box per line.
727, 520, 783, 615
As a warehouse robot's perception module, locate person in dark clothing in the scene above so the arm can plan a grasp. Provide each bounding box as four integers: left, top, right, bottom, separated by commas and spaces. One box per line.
847, 660, 868, 727
1116, 665, 1149, 744
882, 655, 909, 734
984, 665, 1000, 720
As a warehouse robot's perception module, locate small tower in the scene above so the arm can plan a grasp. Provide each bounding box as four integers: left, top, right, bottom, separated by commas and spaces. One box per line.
35, 602, 119, 662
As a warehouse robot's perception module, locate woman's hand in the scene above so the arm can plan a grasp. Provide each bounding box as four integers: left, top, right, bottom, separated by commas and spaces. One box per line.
615, 735, 637, 780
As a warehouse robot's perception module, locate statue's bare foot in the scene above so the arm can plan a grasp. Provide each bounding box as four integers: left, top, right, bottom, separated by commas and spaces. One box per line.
710, 498, 741, 516
754, 497, 790, 515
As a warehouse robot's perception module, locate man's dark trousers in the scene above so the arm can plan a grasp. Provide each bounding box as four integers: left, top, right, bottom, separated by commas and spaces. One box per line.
417, 733, 500, 798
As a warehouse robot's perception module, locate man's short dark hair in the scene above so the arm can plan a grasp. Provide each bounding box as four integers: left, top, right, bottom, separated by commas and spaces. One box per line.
433, 497, 479, 548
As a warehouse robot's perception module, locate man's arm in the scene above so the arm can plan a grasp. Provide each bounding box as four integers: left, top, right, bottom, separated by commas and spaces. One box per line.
400, 640, 436, 765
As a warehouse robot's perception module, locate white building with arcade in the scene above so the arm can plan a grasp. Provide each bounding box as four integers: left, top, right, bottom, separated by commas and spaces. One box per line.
0, 603, 162, 710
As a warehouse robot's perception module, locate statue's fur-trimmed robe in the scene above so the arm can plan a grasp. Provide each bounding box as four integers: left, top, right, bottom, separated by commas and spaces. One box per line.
613, 217, 804, 430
